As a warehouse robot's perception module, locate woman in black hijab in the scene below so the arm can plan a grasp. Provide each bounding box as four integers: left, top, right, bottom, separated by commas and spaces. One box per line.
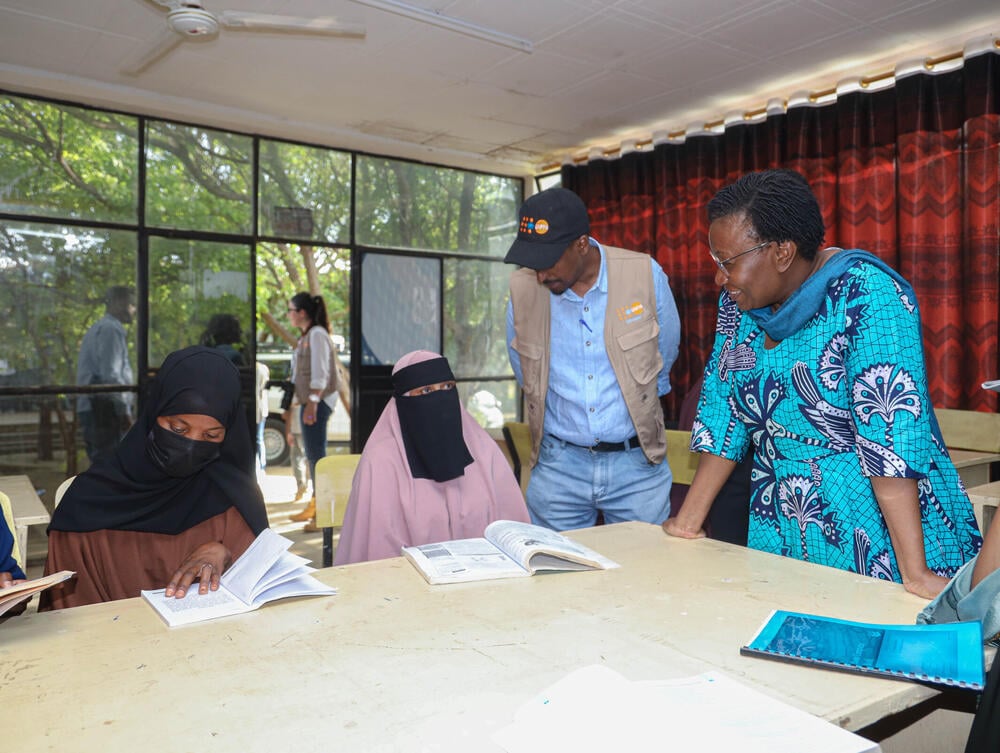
40, 346, 269, 610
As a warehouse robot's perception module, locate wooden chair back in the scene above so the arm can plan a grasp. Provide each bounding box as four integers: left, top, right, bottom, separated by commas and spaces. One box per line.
0, 491, 24, 571
314, 454, 362, 529
502, 421, 532, 497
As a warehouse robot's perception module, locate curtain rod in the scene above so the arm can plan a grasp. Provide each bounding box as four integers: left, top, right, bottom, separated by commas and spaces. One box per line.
541, 41, 996, 173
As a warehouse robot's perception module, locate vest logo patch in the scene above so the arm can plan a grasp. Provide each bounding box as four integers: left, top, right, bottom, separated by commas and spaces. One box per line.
617, 301, 645, 323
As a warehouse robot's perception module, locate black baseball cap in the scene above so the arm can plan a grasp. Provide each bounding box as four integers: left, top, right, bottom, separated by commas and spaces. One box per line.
504, 188, 590, 270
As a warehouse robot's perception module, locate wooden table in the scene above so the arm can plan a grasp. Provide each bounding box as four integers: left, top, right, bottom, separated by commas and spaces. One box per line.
967, 480, 1000, 533
949, 449, 1000, 488
0, 474, 50, 559
2, 522, 942, 752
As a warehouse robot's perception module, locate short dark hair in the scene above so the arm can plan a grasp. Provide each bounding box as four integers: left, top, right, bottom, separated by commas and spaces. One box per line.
201, 313, 243, 346
707, 169, 825, 260
104, 285, 134, 308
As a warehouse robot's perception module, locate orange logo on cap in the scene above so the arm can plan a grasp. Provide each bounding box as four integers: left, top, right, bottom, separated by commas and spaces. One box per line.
534, 219, 549, 235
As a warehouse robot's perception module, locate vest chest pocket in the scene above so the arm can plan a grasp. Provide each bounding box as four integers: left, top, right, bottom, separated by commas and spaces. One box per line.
616, 319, 662, 385
512, 339, 544, 396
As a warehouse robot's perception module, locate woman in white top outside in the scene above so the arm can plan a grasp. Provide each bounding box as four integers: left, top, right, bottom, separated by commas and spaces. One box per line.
287, 292, 338, 525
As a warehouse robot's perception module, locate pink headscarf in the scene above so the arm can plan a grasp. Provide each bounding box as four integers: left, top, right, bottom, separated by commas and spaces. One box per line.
334, 351, 529, 564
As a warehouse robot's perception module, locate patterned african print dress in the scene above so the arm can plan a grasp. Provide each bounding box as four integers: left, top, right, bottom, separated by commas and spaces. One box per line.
694, 258, 982, 581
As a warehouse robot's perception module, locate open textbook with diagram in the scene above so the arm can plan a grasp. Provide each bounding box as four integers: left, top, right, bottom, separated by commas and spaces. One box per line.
402, 519, 619, 585
141, 528, 335, 627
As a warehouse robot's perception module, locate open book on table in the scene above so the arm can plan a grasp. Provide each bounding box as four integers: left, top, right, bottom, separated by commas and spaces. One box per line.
741, 609, 985, 690
401, 520, 619, 585
0, 570, 74, 618
141, 528, 335, 627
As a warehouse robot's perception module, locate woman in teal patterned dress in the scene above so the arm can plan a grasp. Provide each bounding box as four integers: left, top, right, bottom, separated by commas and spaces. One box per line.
664, 169, 981, 599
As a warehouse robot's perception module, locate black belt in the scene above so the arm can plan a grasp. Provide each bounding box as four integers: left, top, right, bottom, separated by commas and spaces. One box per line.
557, 435, 640, 453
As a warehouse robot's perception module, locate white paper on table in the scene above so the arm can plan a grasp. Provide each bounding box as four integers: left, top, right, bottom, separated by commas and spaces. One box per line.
492, 665, 880, 753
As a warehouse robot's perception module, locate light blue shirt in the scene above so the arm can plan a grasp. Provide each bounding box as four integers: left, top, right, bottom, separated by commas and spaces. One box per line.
76, 313, 134, 416
506, 240, 681, 446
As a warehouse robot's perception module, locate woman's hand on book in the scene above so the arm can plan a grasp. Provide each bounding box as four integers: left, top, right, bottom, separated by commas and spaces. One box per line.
165, 542, 233, 599
0, 572, 25, 589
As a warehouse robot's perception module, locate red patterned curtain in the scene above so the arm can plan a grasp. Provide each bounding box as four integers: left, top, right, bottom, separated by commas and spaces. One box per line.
563, 49, 1000, 420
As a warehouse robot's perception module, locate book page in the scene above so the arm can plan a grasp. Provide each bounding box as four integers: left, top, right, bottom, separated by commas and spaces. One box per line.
402, 538, 529, 584
484, 520, 619, 573
248, 572, 336, 607
248, 551, 313, 601
141, 585, 249, 627
0, 570, 74, 616
221, 527, 293, 602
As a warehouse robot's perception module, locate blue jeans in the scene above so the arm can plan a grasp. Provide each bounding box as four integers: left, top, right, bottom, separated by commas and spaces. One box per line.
299, 401, 332, 485
526, 434, 672, 531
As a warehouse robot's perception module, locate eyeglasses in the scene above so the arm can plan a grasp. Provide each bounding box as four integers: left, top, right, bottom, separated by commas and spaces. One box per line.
708, 239, 771, 277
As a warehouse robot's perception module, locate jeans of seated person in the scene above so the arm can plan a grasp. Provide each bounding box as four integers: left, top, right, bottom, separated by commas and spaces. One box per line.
525, 434, 671, 531
299, 400, 332, 486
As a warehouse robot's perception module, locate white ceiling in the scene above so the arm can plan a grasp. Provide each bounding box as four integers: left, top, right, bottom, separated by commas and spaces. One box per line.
0, 0, 997, 178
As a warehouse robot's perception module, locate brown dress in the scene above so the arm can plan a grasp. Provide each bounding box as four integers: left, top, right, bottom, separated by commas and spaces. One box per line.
39, 506, 256, 610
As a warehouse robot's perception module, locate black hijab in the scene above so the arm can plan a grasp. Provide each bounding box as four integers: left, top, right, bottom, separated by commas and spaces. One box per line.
392, 355, 473, 482
50, 346, 269, 535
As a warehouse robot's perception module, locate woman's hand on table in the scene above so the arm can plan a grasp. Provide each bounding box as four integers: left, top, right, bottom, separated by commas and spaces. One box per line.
662, 518, 706, 540
902, 569, 951, 600
165, 542, 232, 599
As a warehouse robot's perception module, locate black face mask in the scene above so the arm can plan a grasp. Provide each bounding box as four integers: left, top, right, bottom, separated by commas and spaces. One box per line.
147, 423, 222, 478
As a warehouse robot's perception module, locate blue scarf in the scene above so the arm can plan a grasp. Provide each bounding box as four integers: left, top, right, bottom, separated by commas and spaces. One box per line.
747, 249, 914, 341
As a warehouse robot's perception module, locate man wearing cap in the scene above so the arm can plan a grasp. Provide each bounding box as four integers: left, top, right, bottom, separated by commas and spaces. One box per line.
505, 187, 681, 531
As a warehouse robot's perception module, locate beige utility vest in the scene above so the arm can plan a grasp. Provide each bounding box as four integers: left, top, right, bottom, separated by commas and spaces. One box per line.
294, 327, 339, 404
509, 245, 667, 467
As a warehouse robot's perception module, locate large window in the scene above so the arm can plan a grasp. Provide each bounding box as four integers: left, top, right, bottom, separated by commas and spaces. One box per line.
356, 156, 520, 255
0, 90, 522, 490
145, 122, 253, 234
0, 96, 139, 223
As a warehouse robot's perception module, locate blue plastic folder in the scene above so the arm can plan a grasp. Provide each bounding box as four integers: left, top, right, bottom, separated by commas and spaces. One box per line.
741, 610, 985, 691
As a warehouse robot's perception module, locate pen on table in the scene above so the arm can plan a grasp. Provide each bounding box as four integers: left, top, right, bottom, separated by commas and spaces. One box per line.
579, 318, 592, 332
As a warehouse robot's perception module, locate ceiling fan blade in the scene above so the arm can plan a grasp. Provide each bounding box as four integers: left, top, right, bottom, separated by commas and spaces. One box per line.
218, 12, 366, 38
146, 0, 184, 11
120, 29, 183, 76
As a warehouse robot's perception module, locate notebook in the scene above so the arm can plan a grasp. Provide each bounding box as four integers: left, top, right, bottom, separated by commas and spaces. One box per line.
741, 609, 985, 691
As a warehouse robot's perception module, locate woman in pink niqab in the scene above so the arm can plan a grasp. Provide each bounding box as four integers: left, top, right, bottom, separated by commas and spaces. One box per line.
334, 350, 529, 564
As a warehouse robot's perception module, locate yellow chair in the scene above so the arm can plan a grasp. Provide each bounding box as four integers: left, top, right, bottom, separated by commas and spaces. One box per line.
502, 421, 532, 497
0, 491, 24, 574
314, 453, 362, 566
665, 429, 700, 486
54, 475, 76, 508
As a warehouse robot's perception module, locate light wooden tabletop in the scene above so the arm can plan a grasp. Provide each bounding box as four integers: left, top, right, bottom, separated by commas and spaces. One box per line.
0, 474, 49, 525
2, 522, 939, 752
948, 449, 1000, 469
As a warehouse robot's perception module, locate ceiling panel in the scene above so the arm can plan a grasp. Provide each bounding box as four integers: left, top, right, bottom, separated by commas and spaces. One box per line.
0, 0, 995, 175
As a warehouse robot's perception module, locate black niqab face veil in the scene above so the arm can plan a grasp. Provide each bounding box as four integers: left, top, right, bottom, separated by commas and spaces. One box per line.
49, 346, 269, 536
392, 357, 473, 482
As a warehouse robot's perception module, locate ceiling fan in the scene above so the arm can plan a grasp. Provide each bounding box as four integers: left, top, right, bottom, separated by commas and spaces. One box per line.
121, 0, 367, 76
